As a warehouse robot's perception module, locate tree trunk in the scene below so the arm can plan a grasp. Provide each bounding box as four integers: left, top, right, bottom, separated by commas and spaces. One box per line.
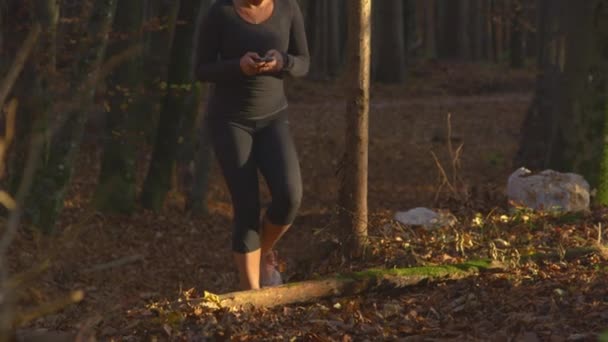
494, 0, 505, 62
423, 0, 437, 59
140, 0, 180, 144
458, 0, 471, 60
194, 260, 501, 309
372, 0, 406, 83
94, 0, 145, 214
513, 0, 564, 170
438, 0, 460, 58
510, 0, 524, 68
546, 0, 608, 198
470, 0, 483, 61
483, 0, 495, 60
184, 1, 215, 214
338, 0, 370, 258
308, 0, 343, 79
23, 0, 117, 232
140, 0, 202, 211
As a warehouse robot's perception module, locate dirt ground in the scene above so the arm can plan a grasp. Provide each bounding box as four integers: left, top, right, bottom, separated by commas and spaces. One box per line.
8, 61, 608, 341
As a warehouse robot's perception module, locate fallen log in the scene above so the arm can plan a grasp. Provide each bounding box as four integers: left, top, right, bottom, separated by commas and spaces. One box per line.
193, 259, 503, 309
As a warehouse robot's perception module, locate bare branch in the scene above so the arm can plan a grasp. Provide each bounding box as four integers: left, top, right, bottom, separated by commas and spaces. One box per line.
0, 23, 42, 111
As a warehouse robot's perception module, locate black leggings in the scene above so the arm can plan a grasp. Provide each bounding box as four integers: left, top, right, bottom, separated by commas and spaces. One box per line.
208, 111, 302, 253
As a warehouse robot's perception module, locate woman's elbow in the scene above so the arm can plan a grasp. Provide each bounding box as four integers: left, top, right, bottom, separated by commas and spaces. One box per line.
291, 57, 310, 77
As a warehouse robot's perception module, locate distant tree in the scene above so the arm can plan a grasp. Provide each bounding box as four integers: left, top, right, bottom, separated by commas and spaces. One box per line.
514, 0, 565, 170
422, 0, 437, 59
307, 0, 344, 79
458, 0, 472, 60
18, 0, 118, 232
510, 0, 525, 67
140, 0, 203, 211
94, 0, 146, 214
339, 0, 371, 258
372, 0, 406, 82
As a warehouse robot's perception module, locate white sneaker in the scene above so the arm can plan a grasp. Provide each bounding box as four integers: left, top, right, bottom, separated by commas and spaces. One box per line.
260, 250, 283, 287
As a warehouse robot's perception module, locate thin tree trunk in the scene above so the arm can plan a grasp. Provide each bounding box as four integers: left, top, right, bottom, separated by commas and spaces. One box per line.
494, 0, 505, 62
139, 0, 180, 144
470, 0, 483, 61
372, 0, 406, 83
510, 0, 524, 68
339, 0, 370, 258
440, 0, 460, 58
94, 0, 145, 214
483, 0, 495, 60
308, 0, 343, 79
458, 0, 471, 60
423, 0, 437, 59
141, 0, 203, 211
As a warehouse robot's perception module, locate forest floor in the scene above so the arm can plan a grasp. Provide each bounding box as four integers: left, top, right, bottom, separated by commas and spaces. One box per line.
8, 61, 608, 341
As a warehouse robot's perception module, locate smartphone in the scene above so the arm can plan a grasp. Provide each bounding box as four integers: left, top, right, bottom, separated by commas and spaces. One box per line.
253, 56, 275, 63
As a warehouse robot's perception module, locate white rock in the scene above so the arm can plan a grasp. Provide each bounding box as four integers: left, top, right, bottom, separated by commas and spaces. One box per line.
394, 207, 456, 229
506, 167, 590, 212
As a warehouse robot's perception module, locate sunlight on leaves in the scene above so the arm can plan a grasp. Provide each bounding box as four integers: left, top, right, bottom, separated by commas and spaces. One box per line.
203, 291, 222, 306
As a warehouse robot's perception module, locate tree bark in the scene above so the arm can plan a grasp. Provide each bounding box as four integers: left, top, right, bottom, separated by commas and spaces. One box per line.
195, 260, 502, 309
141, 0, 203, 211
513, 0, 564, 170
470, 0, 483, 61
438, 0, 460, 58
423, 0, 437, 59
372, 0, 406, 83
483, 0, 495, 61
338, 0, 370, 258
94, 0, 146, 214
139, 0, 181, 144
458, 0, 471, 60
308, 0, 343, 79
546, 0, 608, 200
510, 0, 525, 68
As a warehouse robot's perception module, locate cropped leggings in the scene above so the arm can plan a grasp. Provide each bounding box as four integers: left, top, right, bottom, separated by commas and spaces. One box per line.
208, 111, 302, 253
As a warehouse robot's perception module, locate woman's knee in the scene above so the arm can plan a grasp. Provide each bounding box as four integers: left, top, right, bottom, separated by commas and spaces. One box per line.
268, 183, 302, 225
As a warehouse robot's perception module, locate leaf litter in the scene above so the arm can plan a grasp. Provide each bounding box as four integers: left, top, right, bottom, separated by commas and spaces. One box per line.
7, 60, 608, 340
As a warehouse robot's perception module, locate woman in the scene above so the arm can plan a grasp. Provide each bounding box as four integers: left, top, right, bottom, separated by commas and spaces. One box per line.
196, 0, 310, 290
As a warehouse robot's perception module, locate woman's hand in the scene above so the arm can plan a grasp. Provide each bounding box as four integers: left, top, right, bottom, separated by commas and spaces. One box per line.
258, 49, 284, 73
240, 52, 263, 76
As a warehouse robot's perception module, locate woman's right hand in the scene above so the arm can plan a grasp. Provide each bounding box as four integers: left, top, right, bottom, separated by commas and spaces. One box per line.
240, 52, 262, 76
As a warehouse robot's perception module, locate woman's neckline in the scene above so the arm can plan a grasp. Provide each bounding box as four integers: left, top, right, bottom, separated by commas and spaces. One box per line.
232, 0, 276, 25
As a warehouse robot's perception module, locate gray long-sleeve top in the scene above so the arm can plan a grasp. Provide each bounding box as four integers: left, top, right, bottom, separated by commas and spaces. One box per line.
196, 0, 310, 120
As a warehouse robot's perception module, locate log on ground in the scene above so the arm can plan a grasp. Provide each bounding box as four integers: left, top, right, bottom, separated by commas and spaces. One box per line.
193, 259, 504, 309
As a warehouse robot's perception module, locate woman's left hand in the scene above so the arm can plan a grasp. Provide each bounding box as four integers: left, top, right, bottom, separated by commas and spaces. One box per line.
259, 49, 284, 73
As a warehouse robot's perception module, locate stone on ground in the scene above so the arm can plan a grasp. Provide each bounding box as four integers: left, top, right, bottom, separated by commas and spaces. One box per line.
394, 207, 457, 230
506, 167, 590, 212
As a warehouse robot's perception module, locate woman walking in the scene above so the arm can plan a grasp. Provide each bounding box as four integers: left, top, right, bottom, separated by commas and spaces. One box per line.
196, 0, 310, 290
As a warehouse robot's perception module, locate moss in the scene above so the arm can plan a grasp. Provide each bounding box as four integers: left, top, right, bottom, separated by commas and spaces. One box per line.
339, 259, 493, 281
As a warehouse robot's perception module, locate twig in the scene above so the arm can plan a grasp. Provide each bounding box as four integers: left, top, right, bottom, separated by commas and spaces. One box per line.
0, 99, 17, 180
0, 23, 41, 111
82, 254, 144, 274
431, 151, 458, 201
